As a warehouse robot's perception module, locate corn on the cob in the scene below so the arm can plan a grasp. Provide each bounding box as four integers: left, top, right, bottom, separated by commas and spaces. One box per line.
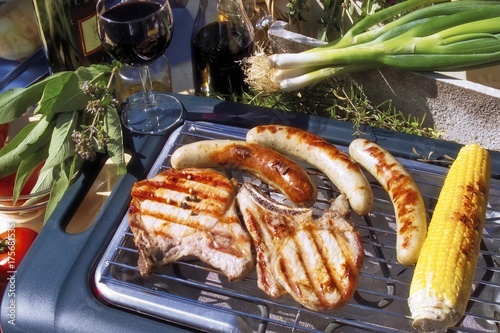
408, 143, 491, 332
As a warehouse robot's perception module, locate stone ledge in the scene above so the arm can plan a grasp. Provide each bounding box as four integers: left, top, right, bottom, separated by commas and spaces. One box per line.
268, 21, 500, 151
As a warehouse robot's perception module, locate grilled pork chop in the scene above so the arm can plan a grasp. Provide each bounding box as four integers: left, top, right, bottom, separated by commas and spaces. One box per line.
236, 183, 364, 311
129, 168, 254, 281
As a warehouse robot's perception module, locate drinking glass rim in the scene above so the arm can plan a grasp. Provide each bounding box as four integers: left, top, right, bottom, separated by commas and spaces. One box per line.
96, 0, 169, 24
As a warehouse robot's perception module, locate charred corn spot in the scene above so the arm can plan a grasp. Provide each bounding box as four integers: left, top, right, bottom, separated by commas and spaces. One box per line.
408, 144, 491, 332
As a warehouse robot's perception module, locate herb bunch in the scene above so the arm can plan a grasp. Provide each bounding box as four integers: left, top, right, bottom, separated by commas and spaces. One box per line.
0, 63, 126, 221
71, 79, 119, 161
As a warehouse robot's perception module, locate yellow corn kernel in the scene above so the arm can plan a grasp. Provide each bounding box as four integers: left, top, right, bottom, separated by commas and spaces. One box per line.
408, 143, 491, 332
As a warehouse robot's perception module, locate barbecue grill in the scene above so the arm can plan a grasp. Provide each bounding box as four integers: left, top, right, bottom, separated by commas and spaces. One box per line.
1, 92, 499, 332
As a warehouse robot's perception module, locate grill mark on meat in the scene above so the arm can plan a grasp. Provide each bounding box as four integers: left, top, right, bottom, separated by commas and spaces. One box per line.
327, 231, 354, 302
139, 195, 238, 235
312, 229, 342, 306
241, 202, 286, 297
277, 237, 303, 297
132, 171, 238, 235
129, 168, 254, 281
134, 175, 233, 205
243, 209, 272, 290
298, 229, 335, 307
295, 227, 344, 309
237, 183, 363, 311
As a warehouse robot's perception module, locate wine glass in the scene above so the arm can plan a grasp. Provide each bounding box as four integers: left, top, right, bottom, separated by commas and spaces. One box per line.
97, 0, 183, 134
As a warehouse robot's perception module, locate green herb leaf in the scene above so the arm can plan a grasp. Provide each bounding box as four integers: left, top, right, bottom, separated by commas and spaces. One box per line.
43, 155, 84, 220
34, 72, 90, 119
67, 153, 83, 182
0, 72, 69, 124
0, 117, 53, 175
105, 105, 126, 174
29, 165, 55, 199
0, 89, 37, 124
12, 145, 49, 203
75, 64, 113, 86
44, 164, 70, 221
0, 163, 18, 177
43, 112, 78, 172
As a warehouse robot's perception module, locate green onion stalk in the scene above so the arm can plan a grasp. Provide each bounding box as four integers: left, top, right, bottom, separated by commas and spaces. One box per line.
244, 0, 500, 92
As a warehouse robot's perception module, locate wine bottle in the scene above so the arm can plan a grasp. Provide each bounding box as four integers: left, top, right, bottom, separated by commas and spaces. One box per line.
191, 0, 255, 97
32, 0, 110, 73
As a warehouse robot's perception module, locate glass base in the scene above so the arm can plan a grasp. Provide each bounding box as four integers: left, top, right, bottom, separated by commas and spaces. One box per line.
121, 93, 184, 134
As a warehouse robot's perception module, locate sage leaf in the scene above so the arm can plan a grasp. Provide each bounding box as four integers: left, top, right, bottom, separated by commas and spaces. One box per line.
12, 145, 49, 203
0, 122, 36, 158
105, 105, 126, 174
0, 117, 53, 174
43, 155, 84, 220
35, 72, 89, 118
68, 152, 84, 182
31, 160, 57, 194
0, 163, 18, 177
0, 122, 36, 176
0, 89, 38, 124
44, 164, 70, 221
0, 72, 69, 123
75, 64, 113, 86
43, 112, 78, 172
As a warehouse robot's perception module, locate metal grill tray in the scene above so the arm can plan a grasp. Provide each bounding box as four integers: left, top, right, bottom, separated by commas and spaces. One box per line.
94, 121, 500, 333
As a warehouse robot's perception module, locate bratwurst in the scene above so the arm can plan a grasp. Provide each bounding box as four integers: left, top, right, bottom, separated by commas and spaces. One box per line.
170, 140, 317, 207
349, 138, 427, 265
246, 125, 373, 216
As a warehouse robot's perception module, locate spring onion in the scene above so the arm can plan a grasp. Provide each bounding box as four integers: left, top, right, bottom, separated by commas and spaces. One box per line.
244, 0, 500, 92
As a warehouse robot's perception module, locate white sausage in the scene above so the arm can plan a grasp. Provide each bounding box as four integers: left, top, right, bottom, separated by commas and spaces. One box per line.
246, 125, 373, 216
348, 138, 427, 265
170, 140, 318, 207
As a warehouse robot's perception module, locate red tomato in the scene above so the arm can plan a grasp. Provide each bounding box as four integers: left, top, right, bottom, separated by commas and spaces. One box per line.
0, 228, 38, 277
0, 162, 44, 198
0, 123, 8, 148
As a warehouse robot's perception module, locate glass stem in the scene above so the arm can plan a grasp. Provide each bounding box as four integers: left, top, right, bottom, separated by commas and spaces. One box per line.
139, 65, 156, 107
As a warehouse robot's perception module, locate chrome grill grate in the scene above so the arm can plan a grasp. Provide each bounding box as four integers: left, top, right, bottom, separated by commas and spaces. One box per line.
94, 121, 500, 333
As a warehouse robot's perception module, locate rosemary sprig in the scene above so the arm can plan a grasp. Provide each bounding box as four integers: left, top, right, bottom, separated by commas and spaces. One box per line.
230, 76, 439, 138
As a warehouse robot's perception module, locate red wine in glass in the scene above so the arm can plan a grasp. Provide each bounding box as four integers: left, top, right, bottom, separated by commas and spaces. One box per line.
97, 0, 183, 134
100, 1, 171, 66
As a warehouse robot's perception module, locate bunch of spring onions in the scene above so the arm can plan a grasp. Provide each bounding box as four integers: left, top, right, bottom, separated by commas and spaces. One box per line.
243, 0, 500, 92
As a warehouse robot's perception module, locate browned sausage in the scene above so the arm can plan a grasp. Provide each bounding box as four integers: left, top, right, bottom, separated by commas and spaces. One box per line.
170, 140, 317, 207
246, 125, 373, 216
349, 138, 427, 265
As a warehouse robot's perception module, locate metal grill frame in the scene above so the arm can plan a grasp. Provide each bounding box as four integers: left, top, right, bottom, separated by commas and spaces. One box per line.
94, 121, 500, 333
